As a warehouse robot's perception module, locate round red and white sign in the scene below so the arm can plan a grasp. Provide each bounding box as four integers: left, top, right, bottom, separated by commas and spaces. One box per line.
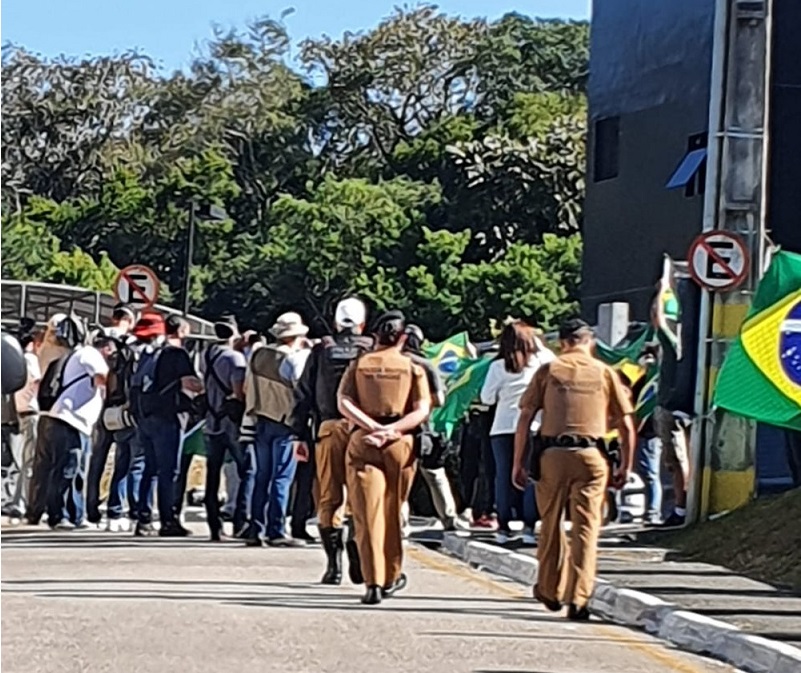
113, 264, 160, 309
688, 231, 749, 291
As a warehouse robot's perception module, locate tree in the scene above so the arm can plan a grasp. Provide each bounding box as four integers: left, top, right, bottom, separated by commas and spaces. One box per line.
1, 216, 117, 290
408, 229, 582, 340
472, 13, 589, 119
444, 92, 586, 256
2, 9, 590, 341
1, 46, 155, 209
249, 175, 440, 329
300, 5, 484, 172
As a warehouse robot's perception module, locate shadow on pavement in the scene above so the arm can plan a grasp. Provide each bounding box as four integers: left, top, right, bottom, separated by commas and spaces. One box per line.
1, 580, 564, 624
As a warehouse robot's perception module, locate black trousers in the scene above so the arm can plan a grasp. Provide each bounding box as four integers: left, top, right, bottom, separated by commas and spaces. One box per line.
291, 443, 316, 536
204, 431, 250, 536
27, 416, 57, 523
86, 424, 114, 523
458, 411, 495, 518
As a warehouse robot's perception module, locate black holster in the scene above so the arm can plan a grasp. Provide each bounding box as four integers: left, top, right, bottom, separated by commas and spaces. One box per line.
528, 434, 544, 482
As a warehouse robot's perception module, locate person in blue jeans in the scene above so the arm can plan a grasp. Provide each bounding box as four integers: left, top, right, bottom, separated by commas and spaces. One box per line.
131, 313, 202, 538
631, 347, 663, 524
105, 428, 147, 531
44, 419, 92, 528
248, 418, 297, 544
46, 318, 111, 529
243, 312, 310, 547
480, 321, 556, 545
636, 435, 663, 524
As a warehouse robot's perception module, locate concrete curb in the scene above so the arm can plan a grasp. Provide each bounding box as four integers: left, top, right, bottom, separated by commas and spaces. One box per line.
440, 533, 801, 673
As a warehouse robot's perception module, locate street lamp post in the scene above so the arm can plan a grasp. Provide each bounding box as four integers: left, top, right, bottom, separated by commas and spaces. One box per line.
182, 201, 228, 316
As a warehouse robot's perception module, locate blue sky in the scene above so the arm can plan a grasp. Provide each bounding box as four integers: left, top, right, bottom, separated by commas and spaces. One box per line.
2, 0, 590, 72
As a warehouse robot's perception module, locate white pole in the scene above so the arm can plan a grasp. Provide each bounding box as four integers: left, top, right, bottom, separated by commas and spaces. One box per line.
687, 0, 729, 524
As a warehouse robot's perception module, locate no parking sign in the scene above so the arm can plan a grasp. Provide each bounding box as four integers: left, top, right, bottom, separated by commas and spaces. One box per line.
688, 231, 749, 292
113, 264, 160, 309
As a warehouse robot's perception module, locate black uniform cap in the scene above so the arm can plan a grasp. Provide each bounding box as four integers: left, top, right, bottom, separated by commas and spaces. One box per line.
558, 318, 594, 340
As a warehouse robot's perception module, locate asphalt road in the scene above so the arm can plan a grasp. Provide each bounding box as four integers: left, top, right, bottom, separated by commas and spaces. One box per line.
1, 525, 739, 673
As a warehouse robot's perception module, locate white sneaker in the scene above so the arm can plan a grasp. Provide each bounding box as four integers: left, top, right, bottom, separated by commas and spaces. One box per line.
454, 515, 472, 531
107, 518, 132, 533
522, 528, 536, 545
54, 521, 76, 531
7, 516, 22, 526
76, 521, 101, 531
495, 530, 511, 545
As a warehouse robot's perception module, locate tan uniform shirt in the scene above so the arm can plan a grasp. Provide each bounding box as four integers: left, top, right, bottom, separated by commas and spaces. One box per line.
338, 349, 430, 420
519, 350, 633, 438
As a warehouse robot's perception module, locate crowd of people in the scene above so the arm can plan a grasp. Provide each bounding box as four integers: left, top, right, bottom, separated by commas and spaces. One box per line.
1, 297, 688, 612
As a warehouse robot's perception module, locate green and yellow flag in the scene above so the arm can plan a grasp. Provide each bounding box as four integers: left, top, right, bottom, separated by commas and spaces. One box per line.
429, 354, 493, 439
713, 250, 801, 430
595, 326, 658, 426
423, 332, 472, 381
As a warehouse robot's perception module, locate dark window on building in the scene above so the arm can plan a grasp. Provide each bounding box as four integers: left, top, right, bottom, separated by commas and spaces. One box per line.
666, 132, 708, 197
593, 116, 619, 182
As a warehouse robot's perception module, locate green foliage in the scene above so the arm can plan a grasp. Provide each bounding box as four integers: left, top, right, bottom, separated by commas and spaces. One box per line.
2, 217, 117, 290
1, 7, 590, 340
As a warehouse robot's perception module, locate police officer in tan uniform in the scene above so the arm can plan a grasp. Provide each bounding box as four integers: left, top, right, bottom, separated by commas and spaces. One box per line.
337, 310, 431, 605
512, 318, 636, 621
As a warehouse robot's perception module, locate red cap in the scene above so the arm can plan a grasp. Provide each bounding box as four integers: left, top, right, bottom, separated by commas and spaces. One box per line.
133, 312, 165, 339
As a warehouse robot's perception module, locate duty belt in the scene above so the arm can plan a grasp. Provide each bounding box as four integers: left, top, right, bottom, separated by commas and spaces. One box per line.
542, 435, 603, 450
373, 415, 402, 426
349, 415, 402, 434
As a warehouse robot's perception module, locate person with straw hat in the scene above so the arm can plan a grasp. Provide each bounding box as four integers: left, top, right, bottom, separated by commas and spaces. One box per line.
244, 311, 310, 547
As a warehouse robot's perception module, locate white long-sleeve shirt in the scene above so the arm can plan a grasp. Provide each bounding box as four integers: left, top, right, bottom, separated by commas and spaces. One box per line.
480, 350, 556, 436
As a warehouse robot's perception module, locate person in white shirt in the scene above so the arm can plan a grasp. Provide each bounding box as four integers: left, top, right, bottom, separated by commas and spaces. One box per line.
480, 321, 556, 545
7, 322, 44, 523
44, 316, 110, 529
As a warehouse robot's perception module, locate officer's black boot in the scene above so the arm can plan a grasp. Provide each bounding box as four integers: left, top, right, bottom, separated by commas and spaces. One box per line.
345, 519, 364, 585
361, 585, 382, 605
320, 527, 343, 585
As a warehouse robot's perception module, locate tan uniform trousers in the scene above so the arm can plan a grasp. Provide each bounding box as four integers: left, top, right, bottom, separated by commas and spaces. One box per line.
536, 447, 609, 608
316, 419, 351, 528
346, 429, 416, 587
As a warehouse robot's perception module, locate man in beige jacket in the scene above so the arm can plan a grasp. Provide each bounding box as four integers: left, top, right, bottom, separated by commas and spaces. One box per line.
242, 312, 310, 547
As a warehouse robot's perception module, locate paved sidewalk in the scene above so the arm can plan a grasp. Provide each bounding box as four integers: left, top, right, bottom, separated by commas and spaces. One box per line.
597, 548, 801, 645
436, 528, 801, 673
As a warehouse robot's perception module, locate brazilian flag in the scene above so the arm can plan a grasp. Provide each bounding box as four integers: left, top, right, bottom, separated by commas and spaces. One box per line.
429, 354, 494, 439
595, 326, 659, 426
713, 250, 801, 430
423, 332, 472, 381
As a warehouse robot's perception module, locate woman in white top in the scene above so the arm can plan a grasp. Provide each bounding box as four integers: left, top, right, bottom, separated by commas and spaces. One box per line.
480, 321, 556, 544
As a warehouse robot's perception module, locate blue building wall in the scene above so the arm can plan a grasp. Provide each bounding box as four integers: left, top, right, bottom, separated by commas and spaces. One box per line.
583, 0, 796, 494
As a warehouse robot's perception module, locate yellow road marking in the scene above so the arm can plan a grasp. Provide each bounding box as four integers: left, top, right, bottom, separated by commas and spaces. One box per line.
406, 545, 524, 598
408, 544, 734, 673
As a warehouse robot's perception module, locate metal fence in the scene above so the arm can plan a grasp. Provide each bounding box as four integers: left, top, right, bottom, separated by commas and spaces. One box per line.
0, 280, 216, 338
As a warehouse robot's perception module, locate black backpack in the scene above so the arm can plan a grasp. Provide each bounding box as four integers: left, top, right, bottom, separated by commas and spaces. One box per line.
38, 350, 89, 412
128, 345, 166, 421
105, 337, 138, 408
